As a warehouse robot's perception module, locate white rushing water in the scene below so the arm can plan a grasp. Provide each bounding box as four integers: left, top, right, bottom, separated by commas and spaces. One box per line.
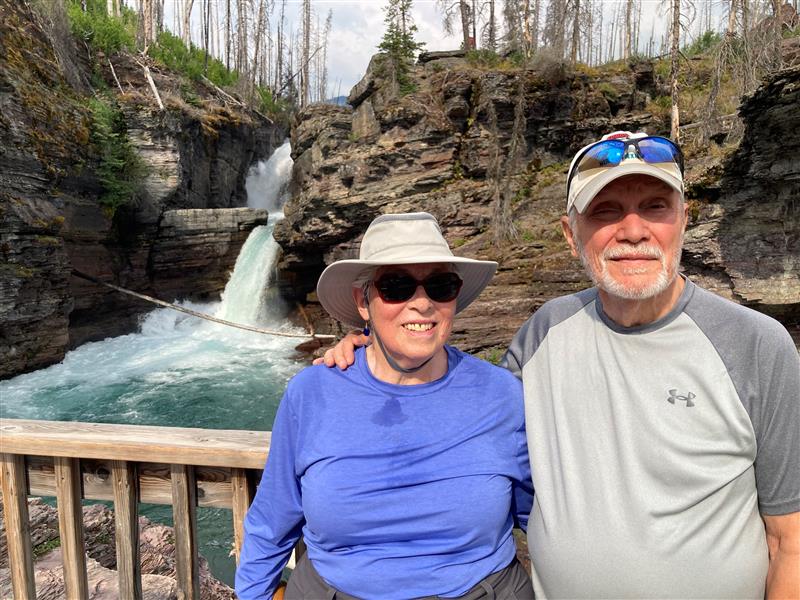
0, 139, 301, 431
0, 139, 300, 585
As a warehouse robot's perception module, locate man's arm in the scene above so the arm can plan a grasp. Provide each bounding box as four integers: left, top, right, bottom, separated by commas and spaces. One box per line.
313, 331, 369, 369
763, 511, 800, 599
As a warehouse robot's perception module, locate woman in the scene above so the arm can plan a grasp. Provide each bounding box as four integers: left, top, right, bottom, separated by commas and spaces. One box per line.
236, 212, 533, 599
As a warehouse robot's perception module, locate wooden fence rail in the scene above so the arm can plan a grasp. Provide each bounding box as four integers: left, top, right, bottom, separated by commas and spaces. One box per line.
0, 418, 271, 600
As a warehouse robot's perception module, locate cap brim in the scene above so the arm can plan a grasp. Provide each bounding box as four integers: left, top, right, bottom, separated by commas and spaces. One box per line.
571, 162, 683, 213
316, 256, 498, 329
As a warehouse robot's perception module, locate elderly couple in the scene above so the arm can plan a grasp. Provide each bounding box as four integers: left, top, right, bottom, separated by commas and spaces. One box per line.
236, 132, 800, 600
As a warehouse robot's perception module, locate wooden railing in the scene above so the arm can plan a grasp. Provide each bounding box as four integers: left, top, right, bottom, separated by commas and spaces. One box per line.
0, 418, 270, 599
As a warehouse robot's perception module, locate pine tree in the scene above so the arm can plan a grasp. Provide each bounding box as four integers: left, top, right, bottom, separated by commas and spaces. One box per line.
379, 0, 425, 63
379, 0, 425, 94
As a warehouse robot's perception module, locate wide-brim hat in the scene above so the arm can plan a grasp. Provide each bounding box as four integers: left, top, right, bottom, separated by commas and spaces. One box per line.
316, 212, 497, 328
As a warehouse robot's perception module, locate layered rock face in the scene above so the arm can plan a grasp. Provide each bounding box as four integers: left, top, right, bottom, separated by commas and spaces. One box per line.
683, 67, 800, 326
275, 54, 799, 352
0, 1, 283, 378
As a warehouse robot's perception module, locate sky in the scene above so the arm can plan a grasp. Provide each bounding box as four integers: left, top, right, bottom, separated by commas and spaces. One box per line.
159, 0, 726, 100
273, 0, 718, 98
318, 1, 461, 96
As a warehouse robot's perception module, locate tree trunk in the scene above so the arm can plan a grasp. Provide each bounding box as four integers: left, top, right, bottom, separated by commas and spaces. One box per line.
624, 0, 633, 58
301, 0, 311, 106
670, 0, 680, 141
472, 0, 478, 48
570, 0, 580, 63
460, 0, 472, 49
488, 0, 497, 50
225, 0, 231, 69
203, 0, 211, 75
182, 0, 194, 46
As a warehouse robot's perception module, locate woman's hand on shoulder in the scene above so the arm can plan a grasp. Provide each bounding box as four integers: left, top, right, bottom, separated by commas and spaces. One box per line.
312, 331, 370, 369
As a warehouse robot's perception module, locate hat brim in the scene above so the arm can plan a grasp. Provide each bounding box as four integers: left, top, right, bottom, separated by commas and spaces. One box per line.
316, 256, 498, 329
571, 162, 683, 213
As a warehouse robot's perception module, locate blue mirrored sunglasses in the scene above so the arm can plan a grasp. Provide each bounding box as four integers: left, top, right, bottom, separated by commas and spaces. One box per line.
567, 136, 684, 196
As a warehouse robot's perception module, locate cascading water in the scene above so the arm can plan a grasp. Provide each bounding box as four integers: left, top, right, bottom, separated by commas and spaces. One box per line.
0, 139, 300, 585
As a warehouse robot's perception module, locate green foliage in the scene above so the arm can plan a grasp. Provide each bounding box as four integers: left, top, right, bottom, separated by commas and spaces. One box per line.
597, 82, 620, 101
149, 31, 238, 87
33, 537, 61, 559
684, 30, 722, 57
378, 0, 425, 96
66, 0, 136, 54
378, 0, 425, 62
255, 86, 291, 121
88, 95, 145, 214
478, 346, 506, 365
784, 25, 800, 39
466, 49, 502, 68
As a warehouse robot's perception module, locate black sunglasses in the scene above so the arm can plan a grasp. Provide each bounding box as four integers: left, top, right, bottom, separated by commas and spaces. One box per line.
373, 271, 463, 303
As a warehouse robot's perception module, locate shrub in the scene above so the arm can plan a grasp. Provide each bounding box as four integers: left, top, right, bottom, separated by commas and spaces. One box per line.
148, 31, 238, 88
684, 30, 722, 57
66, 0, 136, 54
88, 95, 145, 214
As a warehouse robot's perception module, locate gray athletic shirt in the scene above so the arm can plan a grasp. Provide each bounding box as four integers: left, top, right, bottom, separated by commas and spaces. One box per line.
501, 279, 800, 599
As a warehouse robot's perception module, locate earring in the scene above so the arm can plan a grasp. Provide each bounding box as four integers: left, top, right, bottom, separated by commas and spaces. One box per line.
363, 323, 370, 336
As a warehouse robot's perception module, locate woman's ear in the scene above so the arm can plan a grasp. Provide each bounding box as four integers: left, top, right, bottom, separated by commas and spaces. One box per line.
353, 286, 370, 322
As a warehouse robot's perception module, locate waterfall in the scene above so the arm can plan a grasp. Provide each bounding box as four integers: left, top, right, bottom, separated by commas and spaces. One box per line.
216, 140, 293, 325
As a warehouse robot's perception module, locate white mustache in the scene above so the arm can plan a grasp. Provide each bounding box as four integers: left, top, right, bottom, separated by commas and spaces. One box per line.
602, 245, 664, 261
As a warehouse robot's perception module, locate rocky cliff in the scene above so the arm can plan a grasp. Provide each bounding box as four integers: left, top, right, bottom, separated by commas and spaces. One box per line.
0, 0, 284, 378
275, 52, 799, 354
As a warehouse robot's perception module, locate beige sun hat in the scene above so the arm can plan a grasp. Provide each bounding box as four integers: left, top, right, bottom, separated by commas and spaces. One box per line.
316, 212, 497, 328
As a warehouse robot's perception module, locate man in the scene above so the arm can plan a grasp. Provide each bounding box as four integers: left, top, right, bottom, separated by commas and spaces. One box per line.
319, 132, 800, 598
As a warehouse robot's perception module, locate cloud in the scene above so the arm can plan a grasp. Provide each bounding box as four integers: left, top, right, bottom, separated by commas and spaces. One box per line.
285, 1, 460, 97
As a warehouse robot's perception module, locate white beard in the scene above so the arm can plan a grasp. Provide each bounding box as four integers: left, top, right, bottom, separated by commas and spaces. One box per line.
578, 237, 683, 300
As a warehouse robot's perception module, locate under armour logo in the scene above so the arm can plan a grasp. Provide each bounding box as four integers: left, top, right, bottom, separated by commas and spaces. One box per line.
667, 389, 696, 407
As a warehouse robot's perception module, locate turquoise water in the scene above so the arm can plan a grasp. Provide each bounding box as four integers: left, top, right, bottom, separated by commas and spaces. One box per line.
0, 143, 303, 586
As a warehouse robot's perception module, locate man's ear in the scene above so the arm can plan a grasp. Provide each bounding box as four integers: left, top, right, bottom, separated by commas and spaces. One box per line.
682, 198, 690, 229
353, 286, 370, 322
561, 215, 579, 258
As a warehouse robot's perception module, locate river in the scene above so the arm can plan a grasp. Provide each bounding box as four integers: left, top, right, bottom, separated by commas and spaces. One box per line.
0, 140, 302, 586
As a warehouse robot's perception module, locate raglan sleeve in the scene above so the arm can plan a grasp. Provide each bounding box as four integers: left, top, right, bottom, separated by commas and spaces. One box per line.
753, 327, 800, 516
500, 320, 533, 380
235, 388, 305, 599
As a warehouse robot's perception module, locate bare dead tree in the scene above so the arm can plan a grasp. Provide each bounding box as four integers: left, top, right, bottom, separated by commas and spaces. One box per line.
669, 0, 680, 140
301, 0, 311, 106
319, 10, 332, 102
437, 0, 475, 50
624, 0, 633, 58
544, 0, 567, 58
182, 0, 194, 46
484, 0, 498, 50
570, 0, 581, 63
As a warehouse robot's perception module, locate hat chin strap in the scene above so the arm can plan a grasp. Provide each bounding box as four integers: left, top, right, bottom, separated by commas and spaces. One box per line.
363, 286, 434, 375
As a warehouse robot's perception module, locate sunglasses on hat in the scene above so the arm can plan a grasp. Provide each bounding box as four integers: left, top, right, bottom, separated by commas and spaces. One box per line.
373, 272, 463, 303
567, 135, 684, 197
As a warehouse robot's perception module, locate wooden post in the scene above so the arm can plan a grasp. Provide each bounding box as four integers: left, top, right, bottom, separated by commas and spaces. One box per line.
231, 467, 254, 564
112, 460, 142, 599
54, 456, 89, 599
171, 464, 200, 600
0, 453, 36, 599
